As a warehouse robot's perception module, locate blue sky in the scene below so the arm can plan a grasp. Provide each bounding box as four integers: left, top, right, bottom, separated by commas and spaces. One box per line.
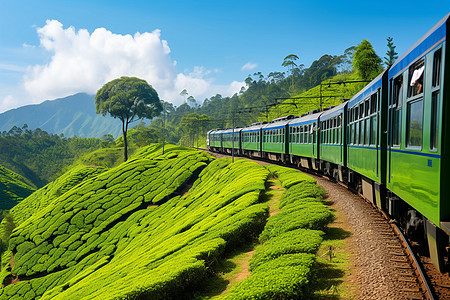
0, 0, 449, 112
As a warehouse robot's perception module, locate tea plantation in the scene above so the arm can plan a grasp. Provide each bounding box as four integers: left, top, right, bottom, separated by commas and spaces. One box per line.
220, 165, 333, 299
0, 146, 333, 299
0, 165, 35, 211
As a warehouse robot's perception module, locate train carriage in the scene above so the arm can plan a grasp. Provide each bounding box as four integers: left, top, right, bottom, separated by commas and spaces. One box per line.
241, 122, 266, 157
319, 102, 347, 180
387, 13, 449, 271
288, 111, 322, 170
221, 128, 241, 155
207, 129, 223, 152
346, 70, 389, 206
261, 116, 294, 162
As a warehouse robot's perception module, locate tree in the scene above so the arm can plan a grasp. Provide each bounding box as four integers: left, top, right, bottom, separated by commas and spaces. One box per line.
282, 54, 300, 91
95, 76, 162, 161
179, 113, 210, 147
180, 89, 189, 102
384, 37, 398, 67
353, 40, 383, 81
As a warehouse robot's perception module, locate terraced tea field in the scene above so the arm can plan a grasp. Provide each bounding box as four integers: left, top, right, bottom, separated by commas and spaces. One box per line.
0, 145, 333, 299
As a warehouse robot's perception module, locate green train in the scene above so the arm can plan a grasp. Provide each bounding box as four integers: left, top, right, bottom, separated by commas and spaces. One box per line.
208, 13, 450, 272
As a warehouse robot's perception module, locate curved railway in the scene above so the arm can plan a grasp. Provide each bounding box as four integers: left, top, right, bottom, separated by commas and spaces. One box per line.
207, 13, 450, 277
204, 148, 446, 299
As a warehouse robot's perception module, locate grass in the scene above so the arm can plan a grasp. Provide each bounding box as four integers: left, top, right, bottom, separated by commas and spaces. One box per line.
310, 203, 354, 299
194, 176, 285, 300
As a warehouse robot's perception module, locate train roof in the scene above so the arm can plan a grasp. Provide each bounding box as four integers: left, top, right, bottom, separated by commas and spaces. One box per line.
319, 101, 348, 120
241, 123, 265, 132
348, 70, 386, 108
288, 110, 323, 127
389, 13, 449, 80
262, 116, 297, 130
221, 127, 242, 134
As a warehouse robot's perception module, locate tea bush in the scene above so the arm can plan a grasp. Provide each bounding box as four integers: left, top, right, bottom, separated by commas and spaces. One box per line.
220, 164, 332, 299
0, 147, 272, 299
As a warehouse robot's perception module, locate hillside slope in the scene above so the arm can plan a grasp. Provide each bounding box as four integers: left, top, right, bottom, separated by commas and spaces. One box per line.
265, 73, 368, 121
0, 145, 273, 299
0, 165, 35, 211
0, 93, 122, 138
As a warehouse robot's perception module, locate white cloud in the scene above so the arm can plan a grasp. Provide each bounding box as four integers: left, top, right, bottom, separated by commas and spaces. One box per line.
4, 19, 244, 111
0, 64, 27, 72
241, 62, 258, 71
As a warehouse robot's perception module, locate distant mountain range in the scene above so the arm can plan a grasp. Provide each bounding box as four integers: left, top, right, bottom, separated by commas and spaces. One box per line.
0, 93, 122, 138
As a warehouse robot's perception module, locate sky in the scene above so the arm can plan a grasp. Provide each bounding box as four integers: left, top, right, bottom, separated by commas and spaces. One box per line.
0, 0, 449, 113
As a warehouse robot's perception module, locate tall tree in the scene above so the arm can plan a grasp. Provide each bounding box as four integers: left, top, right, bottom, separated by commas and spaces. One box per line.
95, 76, 162, 161
353, 39, 383, 81
180, 89, 189, 102
384, 36, 398, 67
282, 54, 300, 91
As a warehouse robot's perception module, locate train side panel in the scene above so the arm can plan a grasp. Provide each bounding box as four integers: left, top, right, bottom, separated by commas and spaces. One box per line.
387, 27, 446, 228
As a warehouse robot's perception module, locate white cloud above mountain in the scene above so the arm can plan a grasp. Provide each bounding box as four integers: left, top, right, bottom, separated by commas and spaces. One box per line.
1, 20, 244, 112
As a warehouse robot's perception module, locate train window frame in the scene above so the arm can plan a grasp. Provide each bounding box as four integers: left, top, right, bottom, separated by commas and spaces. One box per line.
432, 48, 442, 88
408, 59, 425, 98
365, 99, 370, 116
406, 98, 424, 149
430, 91, 440, 152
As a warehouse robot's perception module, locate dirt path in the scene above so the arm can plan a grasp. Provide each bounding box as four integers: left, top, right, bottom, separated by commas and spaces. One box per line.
208, 176, 284, 298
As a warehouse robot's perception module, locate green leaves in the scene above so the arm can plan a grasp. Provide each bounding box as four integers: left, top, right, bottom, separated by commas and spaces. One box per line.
0, 147, 273, 299
95, 77, 162, 121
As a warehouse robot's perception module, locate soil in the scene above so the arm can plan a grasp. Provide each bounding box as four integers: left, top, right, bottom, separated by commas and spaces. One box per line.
312, 175, 423, 300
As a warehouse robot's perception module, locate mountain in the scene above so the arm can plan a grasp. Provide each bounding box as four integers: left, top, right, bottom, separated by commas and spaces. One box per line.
0, 93, 122, 138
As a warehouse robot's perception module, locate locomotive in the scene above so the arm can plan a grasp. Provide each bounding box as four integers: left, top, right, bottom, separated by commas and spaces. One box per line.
207, 13, 450, 272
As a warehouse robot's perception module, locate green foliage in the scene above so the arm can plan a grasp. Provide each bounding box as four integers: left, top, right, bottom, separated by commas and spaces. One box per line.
384, 36, 398, 67
0, 165, 35, 210
0, 129, 104, 187
353, 39, 383, 81
95, 76, 163, 162
220, 163, 333, 300
259, 202, 334, 242
250, 229, 324, 271
0, 148, 273, 299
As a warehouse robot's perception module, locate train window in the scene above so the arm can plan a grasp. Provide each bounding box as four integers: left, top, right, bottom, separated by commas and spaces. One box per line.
298, 127, 302, 144
392, 108, 401, 147
432, 48, 442, 88
364, 119, 369, 145
430, 91, 440, 151
354, 106, 358, 121
393, 75, 403, 108
365, 99, 370, 116
308, 125, 311, 143
406, 99, 424, 148
408, 59, 424, 97
370, 94, 377, 114
370, 116, 377, 145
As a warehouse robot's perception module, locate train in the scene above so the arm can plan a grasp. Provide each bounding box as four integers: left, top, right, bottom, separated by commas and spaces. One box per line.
207, 13, 450, 272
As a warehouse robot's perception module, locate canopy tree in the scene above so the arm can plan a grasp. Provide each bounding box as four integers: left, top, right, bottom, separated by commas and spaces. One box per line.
95, 77, 162, 161
353, 39, 383, 81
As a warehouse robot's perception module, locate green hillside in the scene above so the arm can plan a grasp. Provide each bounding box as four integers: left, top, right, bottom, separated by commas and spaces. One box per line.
0, 145, 333, 299
0, 165, 35, 211
265, 72, 367, 121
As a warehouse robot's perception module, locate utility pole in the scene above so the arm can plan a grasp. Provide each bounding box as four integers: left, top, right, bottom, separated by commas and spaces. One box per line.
232, 114, 235, 163
162, 102, 166, 154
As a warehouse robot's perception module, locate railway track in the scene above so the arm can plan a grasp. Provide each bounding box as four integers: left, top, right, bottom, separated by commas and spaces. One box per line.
201, 149, 448, 299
